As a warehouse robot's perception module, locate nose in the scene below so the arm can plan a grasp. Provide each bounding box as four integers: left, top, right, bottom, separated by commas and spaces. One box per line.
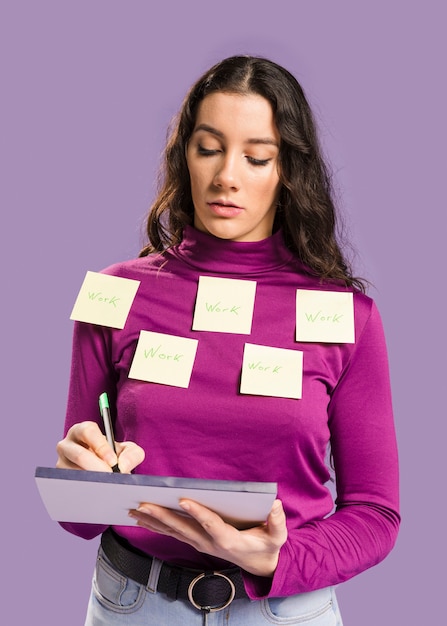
212, 154, 240, 190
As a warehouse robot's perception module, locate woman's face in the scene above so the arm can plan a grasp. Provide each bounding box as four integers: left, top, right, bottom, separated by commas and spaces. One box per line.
186, 92, 281, 242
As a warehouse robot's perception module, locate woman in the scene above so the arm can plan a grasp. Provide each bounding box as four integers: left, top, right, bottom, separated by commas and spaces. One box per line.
57, 55, 400, 625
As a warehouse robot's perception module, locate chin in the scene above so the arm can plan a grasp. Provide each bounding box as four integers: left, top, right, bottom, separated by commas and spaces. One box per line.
194, 216, 272, 243
195, 221, 241, 241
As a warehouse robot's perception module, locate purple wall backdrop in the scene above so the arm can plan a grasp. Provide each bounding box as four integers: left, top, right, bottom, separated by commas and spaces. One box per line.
1, 1, 445, 624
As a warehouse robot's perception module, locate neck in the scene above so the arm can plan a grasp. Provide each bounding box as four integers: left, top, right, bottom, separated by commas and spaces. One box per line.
170, 225, 294, 275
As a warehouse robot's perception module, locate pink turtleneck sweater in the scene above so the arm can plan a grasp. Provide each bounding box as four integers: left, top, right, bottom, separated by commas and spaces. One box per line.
61, 226, 400, 598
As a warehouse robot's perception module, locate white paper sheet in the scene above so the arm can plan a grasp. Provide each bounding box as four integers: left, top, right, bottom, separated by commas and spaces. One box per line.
35, 467, 277, 530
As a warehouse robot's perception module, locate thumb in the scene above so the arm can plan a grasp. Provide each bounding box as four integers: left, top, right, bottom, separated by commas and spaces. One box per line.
267, 500, 288, 544
115, 441, 145, 474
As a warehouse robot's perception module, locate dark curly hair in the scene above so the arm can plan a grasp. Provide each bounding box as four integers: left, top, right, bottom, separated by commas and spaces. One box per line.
139, 55, 365, 292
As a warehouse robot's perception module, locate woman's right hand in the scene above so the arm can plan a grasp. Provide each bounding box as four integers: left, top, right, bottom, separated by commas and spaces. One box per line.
56, 421, 145, 474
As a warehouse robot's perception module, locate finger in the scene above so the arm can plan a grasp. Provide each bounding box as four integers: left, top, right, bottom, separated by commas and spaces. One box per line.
115, 441, 145, 473
266, 500, 288, 545
130, 504, 202, 541
55, 456, 83, 470
56, 437, 113, 472
77, 422, 119, 464
138, 503, 209, 537
136, 503, 195, 528
178, 499, 229, 538
128, 507, 172, 534
58, 422, 117, 470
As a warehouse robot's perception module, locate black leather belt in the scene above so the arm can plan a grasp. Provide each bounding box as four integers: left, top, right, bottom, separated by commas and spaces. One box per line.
100, 528, 248, 612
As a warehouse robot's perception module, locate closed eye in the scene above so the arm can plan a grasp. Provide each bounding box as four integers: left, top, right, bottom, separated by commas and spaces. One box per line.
246, 156, 271, 166
197, 144, 271, 166
197, 145, 220, 156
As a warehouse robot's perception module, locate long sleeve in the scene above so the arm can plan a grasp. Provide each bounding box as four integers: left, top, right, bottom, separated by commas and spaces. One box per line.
59, 320, 116, 539
244, 302, 400, 598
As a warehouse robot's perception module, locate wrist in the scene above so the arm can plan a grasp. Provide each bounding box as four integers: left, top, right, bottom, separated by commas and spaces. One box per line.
243, 551, 280, 578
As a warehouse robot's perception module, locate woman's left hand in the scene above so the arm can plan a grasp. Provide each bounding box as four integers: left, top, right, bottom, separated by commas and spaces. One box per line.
128, 498, 287, 578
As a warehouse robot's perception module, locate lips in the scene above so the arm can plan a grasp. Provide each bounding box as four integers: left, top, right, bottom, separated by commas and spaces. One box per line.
207, 200, 244, 217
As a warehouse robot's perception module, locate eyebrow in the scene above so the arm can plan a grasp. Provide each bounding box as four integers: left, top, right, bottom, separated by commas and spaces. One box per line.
193, 123, 279, 147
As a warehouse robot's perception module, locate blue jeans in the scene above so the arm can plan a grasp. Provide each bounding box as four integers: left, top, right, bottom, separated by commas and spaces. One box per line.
84, 546, 344, 625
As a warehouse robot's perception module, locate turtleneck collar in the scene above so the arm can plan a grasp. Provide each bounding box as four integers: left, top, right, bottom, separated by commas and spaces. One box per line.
169, 225, 295, 275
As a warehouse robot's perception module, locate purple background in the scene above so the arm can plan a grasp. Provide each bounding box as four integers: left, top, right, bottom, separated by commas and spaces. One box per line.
1, 1, 445, 624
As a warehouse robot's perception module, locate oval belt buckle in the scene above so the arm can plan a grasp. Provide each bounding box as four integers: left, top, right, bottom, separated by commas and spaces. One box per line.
188, 571, 236, 612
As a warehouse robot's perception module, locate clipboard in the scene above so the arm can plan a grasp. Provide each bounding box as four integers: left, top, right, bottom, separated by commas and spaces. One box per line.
35, 467, 278, 529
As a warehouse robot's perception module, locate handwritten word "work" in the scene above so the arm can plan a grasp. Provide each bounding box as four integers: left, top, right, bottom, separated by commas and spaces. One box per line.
144, 345, 183, 362
248, 361, 282, 374
304, 311, 343, 323
88, 292, 120, 308
205, 302, 240, 315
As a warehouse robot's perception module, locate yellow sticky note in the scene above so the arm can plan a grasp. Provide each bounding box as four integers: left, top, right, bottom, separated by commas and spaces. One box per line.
240, 343, 303, 399
70, 271, 140, 329
128, 331, 198, 388
296, 290, 355, 343
192, 276, 257, 334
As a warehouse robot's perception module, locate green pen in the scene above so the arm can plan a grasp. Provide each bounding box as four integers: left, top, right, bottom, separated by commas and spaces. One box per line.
99, 392, 120, 473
